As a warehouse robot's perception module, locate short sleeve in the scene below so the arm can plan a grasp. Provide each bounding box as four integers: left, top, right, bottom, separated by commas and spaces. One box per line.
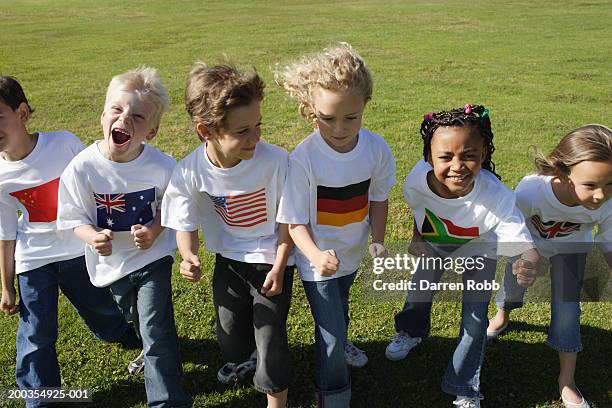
161, 165, 204, 232
595, 211, 612, 253
276, 158, 310, 225
0, 198, 18, 240
369, 142, 396, 201
492, 192, 535, 256
57, 162, 96, 230
275, 153, 289, 208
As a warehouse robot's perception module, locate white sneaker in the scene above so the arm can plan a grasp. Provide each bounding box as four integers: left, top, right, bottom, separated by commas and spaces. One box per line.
345, 340, 368, 368
127, 350, 145, 375
453, 396, 482, 408
385, 331, 421, 361
561, 387, 590, 408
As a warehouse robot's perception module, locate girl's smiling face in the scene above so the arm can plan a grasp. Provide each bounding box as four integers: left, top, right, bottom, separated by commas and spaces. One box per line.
427, 126, 487, 199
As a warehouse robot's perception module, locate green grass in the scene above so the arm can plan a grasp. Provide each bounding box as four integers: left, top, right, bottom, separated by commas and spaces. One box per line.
1, 0, 611, 406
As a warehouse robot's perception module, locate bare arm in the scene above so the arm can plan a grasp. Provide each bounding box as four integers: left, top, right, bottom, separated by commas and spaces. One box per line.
176, 230, 201, 282
288, 224, 338, 277
261, 223, 295, 297
369, 200, 389, 257
0, 240, 18, 315
74, 224, 113, 256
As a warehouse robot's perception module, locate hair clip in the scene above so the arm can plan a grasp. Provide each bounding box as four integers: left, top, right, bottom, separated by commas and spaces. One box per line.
464, 103, 472, 114
482, 108, 489, 118
424, 112, 433, 122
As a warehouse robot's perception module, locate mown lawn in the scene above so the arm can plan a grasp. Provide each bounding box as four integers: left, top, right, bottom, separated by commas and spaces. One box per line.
1, 0, 611, 406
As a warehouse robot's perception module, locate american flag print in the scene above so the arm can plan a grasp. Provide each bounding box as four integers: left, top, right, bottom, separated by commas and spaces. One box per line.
209, 187, 268, 228
530, 214, 581, 239
94, 188, 155, 231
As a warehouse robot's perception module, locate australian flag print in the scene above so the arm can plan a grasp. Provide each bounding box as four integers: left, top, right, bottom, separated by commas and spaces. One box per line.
94, 188, 155, 231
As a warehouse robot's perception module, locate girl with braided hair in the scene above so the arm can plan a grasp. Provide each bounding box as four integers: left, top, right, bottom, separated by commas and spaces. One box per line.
488, 124, 612, 408
385, 104, 540, 408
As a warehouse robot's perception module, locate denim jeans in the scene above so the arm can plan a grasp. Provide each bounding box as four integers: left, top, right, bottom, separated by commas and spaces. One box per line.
302, 272, 356, 408
110, 256, 191, 408
16, 256, 128, 408
213, 254, 294, 394
495, 252, 586, 352
394, 258, 497, 398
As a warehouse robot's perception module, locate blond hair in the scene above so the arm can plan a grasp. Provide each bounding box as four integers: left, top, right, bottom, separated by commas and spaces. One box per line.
105, 66, 169, 124
275, 42, 373, 122
184, 62, 264, 134
534, 124, 612, 176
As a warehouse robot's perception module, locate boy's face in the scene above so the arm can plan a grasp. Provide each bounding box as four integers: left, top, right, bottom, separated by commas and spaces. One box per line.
100, 89, 159, 163
311, 87, 365, 153
201, 100, 262, 168
0, 100, 29, 157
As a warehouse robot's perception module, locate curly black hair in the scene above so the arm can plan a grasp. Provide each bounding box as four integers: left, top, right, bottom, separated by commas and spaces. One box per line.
420, 104, 500, 180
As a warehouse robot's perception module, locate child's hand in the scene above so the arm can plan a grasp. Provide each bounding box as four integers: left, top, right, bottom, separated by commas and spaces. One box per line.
1, 286, 19, 315
512, 249, 540, 288
93, 229, 113, 256
369, 242, 388, 258
180, 254, 202, 282
131, 224, 158, 250
261, 268, 284, 297
314, 249, 339, 277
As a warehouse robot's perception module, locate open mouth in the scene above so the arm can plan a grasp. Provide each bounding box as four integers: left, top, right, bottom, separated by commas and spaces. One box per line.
111, 128, 131, 147
448, 174, 469, 183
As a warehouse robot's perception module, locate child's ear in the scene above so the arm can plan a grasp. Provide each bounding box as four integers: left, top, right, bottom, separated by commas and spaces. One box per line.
146, 124, 159, 141
16, 103, 30, 123
195, 123, 213, 143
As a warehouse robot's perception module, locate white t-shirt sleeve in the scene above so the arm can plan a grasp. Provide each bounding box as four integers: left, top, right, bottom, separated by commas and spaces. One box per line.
161, 165, 203, 232
595, 211, 612, 253
0, 198, 18, 240
492, 191, 535, 256
370, 143, 396, 201
276, 158, 310, 225
57, 162, 95, 230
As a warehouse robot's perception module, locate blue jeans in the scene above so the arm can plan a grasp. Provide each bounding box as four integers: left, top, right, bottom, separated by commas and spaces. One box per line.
16, 256, 128, 408
302, 272, 355, 408
394, 258, 497, 398
110, 256, 191, 408
495, 253, 585, 352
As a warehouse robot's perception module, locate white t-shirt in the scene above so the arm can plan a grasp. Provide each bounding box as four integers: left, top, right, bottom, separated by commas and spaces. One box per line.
515, 174, 612, 258
162, 141, 291, 265
404, 160, 534, 258
57, 142, 177, 287
0, 131, 85, 273
277, 128, 396, 281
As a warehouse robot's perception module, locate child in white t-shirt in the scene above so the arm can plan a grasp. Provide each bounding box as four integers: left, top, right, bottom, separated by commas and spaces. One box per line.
0, 76, 135, 408
385, 104, 540, 408
275, 43, 396, 407
162, 63, 294, 408
57, 68, 191, 407
488, 124, 612, 408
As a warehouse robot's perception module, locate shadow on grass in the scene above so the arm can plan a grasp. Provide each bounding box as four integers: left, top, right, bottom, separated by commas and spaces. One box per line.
87, 322, 611, 407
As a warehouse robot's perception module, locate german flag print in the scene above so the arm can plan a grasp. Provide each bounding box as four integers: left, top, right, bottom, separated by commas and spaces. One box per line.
317, 179, 370, 227
421, 208, 479, 244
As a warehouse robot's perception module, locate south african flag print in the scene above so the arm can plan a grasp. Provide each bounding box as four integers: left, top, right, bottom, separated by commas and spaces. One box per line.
421, 208, 480, 244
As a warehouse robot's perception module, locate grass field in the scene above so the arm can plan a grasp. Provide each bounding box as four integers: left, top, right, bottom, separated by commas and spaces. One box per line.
1, 0, 611, 407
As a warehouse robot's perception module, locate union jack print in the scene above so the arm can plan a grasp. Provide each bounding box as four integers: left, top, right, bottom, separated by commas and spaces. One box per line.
530, 214, 581, 239
95, 193, 126, 214
209, 187, 268, 228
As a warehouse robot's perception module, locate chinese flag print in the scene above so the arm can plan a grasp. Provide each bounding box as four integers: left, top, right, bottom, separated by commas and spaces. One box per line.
9, 177, 61, 223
